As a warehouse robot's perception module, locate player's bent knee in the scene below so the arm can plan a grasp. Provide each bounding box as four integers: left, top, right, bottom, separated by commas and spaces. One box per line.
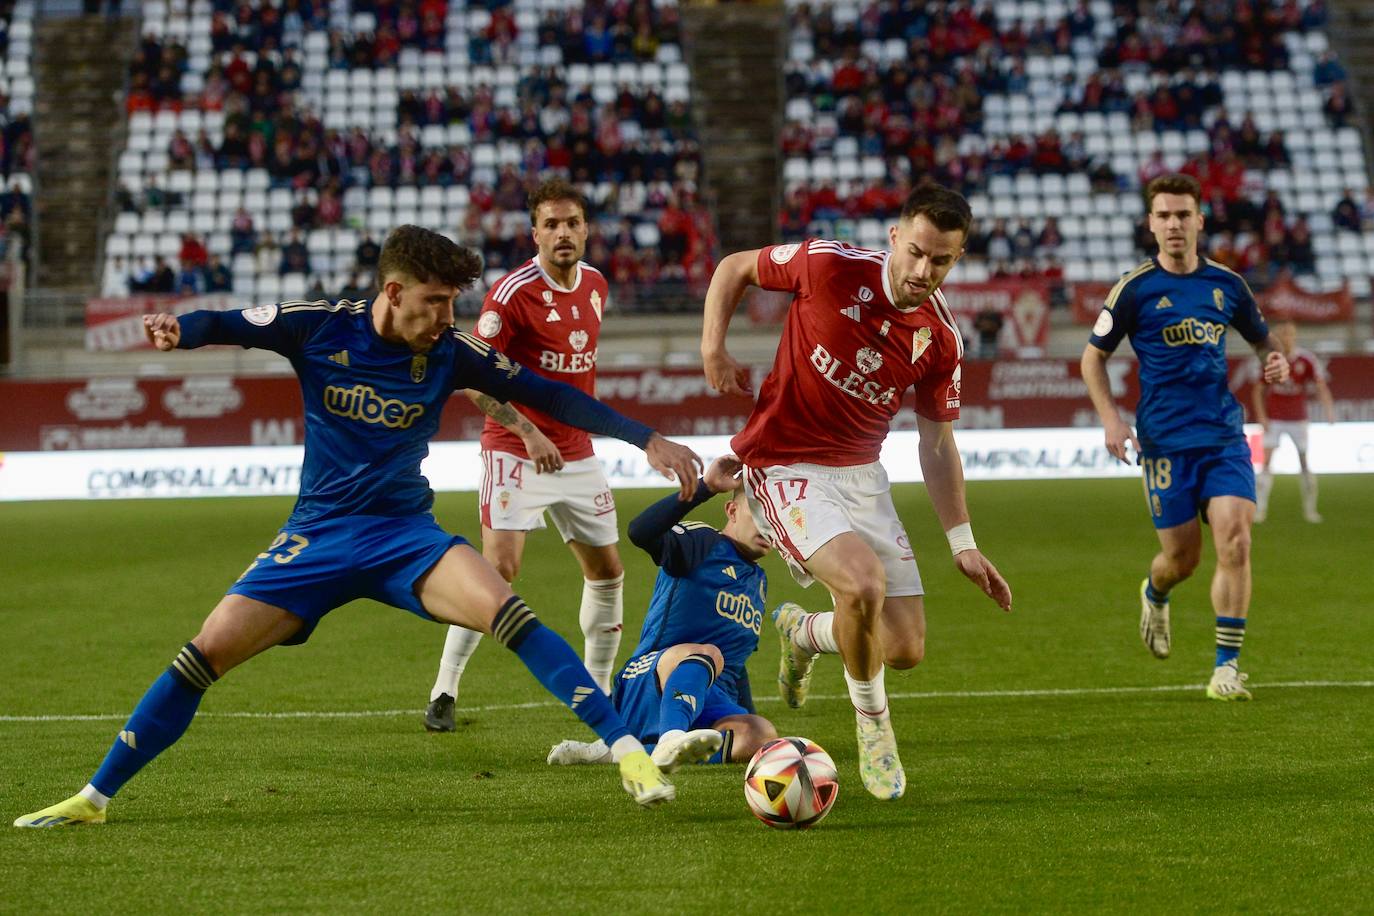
490, 558, 521, 583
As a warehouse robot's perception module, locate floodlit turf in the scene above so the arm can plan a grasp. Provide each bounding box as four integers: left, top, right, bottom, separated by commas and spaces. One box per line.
1, 476, 1371, 913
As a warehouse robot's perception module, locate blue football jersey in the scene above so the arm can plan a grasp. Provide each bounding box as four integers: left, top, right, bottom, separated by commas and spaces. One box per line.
176, 300, 650, 526
1088, 258, 1269, 453
629, 520, 767, 704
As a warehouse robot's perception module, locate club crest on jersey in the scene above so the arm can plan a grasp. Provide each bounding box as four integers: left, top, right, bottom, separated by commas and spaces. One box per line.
911, 327, 932, 363
477, 311, 502, 338
880, 320, 891, 337
499, 490, 511, 511
856, 347, 883, 375
857, 286, 874, 303
410, 355, 427, 383
589, 290, 603, 320
789, 505, 806, 534
572, 305, 580, 319
569, 329, 589, 352
1214, 288, 1225, 310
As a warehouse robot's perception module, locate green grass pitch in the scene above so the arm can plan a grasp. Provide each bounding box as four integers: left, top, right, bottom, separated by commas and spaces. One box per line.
2, 476, 1371, 913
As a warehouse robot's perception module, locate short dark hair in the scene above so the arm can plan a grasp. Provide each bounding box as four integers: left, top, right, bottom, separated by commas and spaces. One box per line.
1145, 173, 1202, 210
376, 225, 483, 290
528, 178, 589, 225
900, 183, 973, 237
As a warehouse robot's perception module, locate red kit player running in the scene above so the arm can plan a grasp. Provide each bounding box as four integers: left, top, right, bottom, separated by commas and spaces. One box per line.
425, 180, 684, 731
700, 183, 1013, 799
1250, 318, 1336, 523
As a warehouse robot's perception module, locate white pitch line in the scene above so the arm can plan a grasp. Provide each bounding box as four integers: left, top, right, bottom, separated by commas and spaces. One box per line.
1, 680, 1370, 723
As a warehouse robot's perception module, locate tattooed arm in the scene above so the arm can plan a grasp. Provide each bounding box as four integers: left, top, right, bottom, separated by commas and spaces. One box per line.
463, 389, 565, 474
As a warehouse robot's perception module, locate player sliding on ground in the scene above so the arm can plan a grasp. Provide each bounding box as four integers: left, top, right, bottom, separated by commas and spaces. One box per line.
547, 455, 780, 770
13, 226, 703, 827
701, 184, 1013, 800
1081, 173, 1289, 701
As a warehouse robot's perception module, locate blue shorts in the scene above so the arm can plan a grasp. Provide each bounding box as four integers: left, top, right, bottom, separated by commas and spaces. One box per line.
229, 513, 468, 645
610, 650, 749, 745
1141, 442, 1256, 530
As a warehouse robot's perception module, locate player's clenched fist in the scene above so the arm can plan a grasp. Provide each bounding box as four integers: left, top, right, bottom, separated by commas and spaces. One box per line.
644, 433, 704, 500
1261, 350, 1290, 384
143, 313, 181, 351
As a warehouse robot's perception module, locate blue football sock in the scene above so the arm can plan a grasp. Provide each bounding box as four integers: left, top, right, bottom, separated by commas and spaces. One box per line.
705, 729, 735, 765
1215, 616, 1247, 666
657, 653, 717, 736
1145, 578, 1169, 605
90, 643, 217, 798
491, 596, 631, 748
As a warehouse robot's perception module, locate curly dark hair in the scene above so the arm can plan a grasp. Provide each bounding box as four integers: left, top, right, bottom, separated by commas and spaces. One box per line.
527, 178, 590, 226
1145, 173, 1203, 210
901, 183, 973, 237
377, 225, 484, 290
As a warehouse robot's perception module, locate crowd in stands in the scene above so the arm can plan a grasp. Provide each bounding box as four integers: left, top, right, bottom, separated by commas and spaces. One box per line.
111, 0, 713, 308
781, 0, 1359, 295
0, 0, 31, 265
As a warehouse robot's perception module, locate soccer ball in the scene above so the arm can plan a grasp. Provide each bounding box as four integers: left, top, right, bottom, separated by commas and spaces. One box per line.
743, 737, 839, 829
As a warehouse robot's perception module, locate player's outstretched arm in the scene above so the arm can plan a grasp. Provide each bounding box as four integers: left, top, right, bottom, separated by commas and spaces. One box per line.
462, 389, 564, 474
143, 313, 182, 350
701, 250, 762, 397
1080, 343, 1140, 463
471, 360, 702, 498
916, 414, 1012, 612
627, 455, 741, 571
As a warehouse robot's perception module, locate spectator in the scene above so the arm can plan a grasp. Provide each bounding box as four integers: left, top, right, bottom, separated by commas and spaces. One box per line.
148, 256, 176, 293
1333, 190, 1362, 232
1323, 82, 1353, 128
1287, 217, 1315, 274
973, 308, 1003, 360
355, 232, 381, 271
230, 208, 257, 255
256, 231, 280, 276
280, 229, 311, 275
205, 254, 233, 292
1313, 50, 1346, 87
175, 259, 204, 295
178, 233, 209, 270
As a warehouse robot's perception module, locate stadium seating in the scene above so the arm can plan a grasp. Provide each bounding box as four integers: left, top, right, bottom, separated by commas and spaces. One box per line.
780, 0, 1372, 293
104, 0, 713, 312
0, 0, 34, 265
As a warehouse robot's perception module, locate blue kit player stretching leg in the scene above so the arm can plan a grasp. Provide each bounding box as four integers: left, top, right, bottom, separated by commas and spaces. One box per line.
1081, 174, 1289, 701
14, 226, 703, 827
547, 455, 780, 771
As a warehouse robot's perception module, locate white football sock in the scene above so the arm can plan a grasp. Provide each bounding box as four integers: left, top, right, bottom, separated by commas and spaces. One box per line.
844, 666, 889, 719
1299, 469, 1318, 514
79, 784, 110, 810
609, 734, 644, 762
580, 574, 624, 693
431, 625, 482, 701
793, 610, 840, 655
1256, 469, 1274, 514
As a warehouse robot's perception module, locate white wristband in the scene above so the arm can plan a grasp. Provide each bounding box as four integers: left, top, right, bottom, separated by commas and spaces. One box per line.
945, 522, 977, 556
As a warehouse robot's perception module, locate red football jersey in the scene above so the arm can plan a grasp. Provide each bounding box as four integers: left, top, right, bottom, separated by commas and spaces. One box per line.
731, 239, 964, 467
473, 258, 608, 460
1262, 348, 1326, 421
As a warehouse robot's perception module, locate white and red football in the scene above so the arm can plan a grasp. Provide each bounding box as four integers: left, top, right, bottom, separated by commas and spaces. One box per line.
743, 736, 839, 829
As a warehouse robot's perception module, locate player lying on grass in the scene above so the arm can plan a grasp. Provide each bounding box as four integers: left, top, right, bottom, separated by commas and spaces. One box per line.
13, 226, 702, 828
547, 455, 781, 771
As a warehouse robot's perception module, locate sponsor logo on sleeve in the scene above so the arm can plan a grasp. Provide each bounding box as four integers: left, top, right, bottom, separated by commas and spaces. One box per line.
770, 243, 801, 264
1092, 310, 1114, 336
477, 311, 502, 338
242, 304, 279, 326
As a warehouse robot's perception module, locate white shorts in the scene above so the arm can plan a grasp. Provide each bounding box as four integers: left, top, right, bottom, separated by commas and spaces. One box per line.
479, 450, 619, 546
1263, 420, 1309, 452
743, 461, 923, 597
